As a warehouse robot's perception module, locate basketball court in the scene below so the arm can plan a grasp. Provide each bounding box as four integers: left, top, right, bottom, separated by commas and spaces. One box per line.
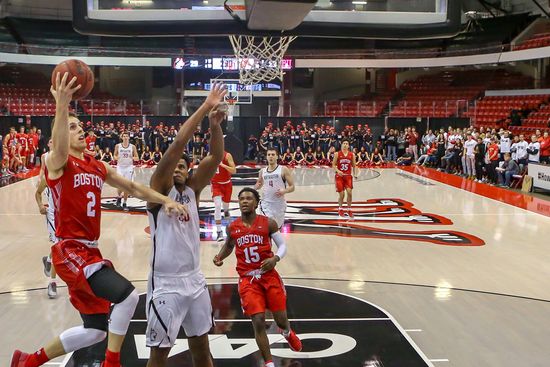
2, 165, 550, 366
2, 0, 550, 366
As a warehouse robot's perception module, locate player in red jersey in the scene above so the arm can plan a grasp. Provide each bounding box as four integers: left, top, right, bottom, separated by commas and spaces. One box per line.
213, 188, 302, 367
211, 150, 236, 241
332, 138, 358, 219
10, 73, 188, 367
85, 129, 97, 155
17, 126, 29, 171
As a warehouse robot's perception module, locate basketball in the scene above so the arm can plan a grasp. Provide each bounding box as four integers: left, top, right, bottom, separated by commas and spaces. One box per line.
51, 59, 94, 100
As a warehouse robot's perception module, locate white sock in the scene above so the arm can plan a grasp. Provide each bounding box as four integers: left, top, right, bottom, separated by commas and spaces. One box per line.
282, 329, 290, 337
265, 362, 275, 367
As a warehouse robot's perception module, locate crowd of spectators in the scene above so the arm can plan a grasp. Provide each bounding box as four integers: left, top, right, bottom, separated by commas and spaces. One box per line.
2, 118, 549, 190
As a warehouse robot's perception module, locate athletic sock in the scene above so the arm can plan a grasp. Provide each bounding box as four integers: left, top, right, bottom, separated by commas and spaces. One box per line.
282, 329, 290, 337
264, 361, 275, 367
25, 348, 50, 367
103, 350, 120, 367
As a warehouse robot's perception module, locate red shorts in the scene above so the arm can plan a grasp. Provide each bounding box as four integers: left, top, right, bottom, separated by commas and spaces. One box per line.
335, 175, 353, 192
211, 181, 233, 203
51, 239, 112, 315
238, 270, 287, 316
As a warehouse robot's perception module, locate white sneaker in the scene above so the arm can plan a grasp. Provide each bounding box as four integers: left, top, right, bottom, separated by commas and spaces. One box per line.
47, 282, 57, 299
42, 256, 51, 277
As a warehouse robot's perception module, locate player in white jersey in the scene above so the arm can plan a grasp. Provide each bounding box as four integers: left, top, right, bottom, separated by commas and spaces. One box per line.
145, 84, 227, 367
34, 140, 58, 298
114, 132, 139, 210
255, 148, 295, 228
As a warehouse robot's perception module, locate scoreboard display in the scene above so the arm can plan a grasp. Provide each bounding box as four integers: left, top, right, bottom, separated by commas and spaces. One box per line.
172, 57, 293, 71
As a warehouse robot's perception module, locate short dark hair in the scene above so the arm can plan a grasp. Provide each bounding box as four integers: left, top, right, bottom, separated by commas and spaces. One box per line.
341, 138, 350, 144
266, 147, 278, 154
238, 187, 260, 203
181, 153, 191, 168
122, 132, 129, 137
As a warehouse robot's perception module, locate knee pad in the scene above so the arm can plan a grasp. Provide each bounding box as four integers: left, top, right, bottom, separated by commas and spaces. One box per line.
60, 326, 107, 353
109, 289, 139, 335
213, 196, 222, 221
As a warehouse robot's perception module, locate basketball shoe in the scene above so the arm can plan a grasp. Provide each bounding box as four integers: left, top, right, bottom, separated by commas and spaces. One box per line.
283, 329, 302, 352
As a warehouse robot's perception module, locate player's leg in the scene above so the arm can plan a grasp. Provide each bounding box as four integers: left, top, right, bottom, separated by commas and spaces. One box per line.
213, 195, 223, 241
251, 313, 274, 366
116, 166, 123, 207
11, 314, 108, 367
223, 182, 232, 218
265, 273, 302, 352
145, 290, 186, 367
239, 277, 273, 366
87, 267, 139, 366
345, 186, 353, 219
146, 348, 171, 367
184, 289, 214, 367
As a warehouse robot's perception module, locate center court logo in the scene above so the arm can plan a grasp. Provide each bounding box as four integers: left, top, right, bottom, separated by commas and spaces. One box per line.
64, 284, 432, 366
101, 197, 484, 246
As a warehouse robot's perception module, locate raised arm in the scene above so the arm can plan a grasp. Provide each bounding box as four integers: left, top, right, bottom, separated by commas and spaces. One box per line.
46, 72, 81, 178
150, 84, 226, 195
188, 103, 227, 194
220, 152, 237, 174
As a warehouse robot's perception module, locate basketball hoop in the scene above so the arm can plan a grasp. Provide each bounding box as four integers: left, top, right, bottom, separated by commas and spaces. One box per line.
229, 35, 296, 85
225, 94, 239, 122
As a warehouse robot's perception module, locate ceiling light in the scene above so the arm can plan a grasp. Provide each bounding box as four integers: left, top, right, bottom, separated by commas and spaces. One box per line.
352, 1, 367, 4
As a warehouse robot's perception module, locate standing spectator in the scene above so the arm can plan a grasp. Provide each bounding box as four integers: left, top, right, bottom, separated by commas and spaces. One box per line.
487, 138, 500, 184
527, 135, 541, 163
258, 131, 269, 163
463, 134, 477, 179
407, 127, 419, 161
396, 131, 407, 158
379, 129, 387, 157
539, 131, 550, 164
143, 120, 153, 150
496, 153, 519, 187
385, 130, 397, 161
499, 131, 511, 160
474, 138, 486, 183
192, 135, 205, 164
363, 128, 373, 154
245, 134, 258, 160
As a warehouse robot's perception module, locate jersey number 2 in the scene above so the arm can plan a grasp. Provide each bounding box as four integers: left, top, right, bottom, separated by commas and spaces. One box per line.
86, 192, 96, 217
244, 246, 260, 263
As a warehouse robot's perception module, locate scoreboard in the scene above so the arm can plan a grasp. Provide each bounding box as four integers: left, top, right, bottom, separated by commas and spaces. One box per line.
172, 57, 293, 71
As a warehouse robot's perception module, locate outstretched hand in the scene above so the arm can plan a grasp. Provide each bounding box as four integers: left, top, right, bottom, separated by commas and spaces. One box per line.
205, 82, 228, 109
208, 103, 228, 127
50, 72, 81, 107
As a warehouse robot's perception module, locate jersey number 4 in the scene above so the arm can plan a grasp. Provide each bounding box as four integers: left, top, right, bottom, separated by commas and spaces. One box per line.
86, 192, 96, 217
244, 246, 260, 263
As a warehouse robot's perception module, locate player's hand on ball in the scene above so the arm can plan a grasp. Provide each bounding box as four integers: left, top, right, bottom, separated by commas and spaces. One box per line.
164, 201, 189, 220
261, 257, 278, 272
213, 255, 224, 267
50, 72, 81, 107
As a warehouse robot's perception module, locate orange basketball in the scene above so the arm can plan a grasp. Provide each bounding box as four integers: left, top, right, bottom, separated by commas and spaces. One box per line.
51, 59, 94, 100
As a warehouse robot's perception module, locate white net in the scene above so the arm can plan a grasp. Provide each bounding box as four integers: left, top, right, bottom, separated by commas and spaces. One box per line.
229, 35, 296, 85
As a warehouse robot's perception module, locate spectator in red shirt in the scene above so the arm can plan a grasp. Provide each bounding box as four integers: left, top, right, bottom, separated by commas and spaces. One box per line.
539, 131, 550, 164
407, 127, 419, 161
487, 138, 500, 184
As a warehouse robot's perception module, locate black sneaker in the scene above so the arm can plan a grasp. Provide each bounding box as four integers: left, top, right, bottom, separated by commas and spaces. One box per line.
224, 210, 230, 218
116, 197, 122, 207
42, 256, 51, 277
123, 203, 129, 211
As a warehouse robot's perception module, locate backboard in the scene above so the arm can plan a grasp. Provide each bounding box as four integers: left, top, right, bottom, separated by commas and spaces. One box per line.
74, 0, 461, 40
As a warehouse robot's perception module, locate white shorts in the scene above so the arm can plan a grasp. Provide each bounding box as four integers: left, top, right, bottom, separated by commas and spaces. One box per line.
46, 209, 57, 243
116, 166, 134, 181
260, 200, 287, 228
146, 272, 213, 348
